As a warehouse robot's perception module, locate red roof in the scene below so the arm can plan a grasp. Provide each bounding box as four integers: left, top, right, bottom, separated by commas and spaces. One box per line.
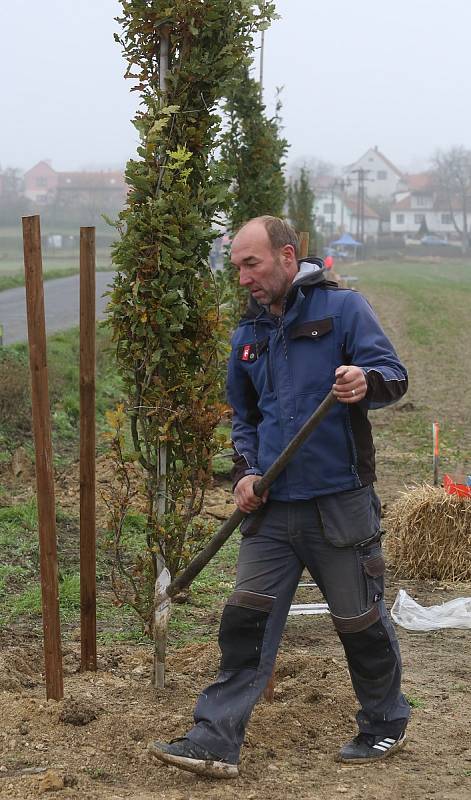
343, 195, 379, 219
313, 175, 337, 190
400, 172, 436, 192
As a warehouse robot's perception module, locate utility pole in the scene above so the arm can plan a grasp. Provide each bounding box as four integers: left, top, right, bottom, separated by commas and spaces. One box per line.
331, 178, 350, 236
330, 183, 335, 237
351, 168, 370, 247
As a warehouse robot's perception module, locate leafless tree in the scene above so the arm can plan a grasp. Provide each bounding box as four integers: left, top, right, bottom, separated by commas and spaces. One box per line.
433, 146, 471, 253
288, 156, 336, 189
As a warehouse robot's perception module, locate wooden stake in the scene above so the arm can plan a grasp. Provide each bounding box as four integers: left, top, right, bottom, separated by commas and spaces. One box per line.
298, 230, 310, 259
80, 227, 97, 671
22, 215, 63, 701
264, 230, 310, 704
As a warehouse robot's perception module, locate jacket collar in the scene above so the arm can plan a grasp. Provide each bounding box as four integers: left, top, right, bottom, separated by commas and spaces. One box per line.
240, 258, 330, 323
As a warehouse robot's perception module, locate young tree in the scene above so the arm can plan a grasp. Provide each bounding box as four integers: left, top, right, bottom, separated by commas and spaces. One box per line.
433, 146, 471, 252
105, 1, 275, 687
219, 69, 288, 318
287, 166, 316, 251
222, 71, 287, 231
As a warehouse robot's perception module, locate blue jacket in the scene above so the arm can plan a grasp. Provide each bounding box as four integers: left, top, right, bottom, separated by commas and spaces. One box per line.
228, 260, 408, 500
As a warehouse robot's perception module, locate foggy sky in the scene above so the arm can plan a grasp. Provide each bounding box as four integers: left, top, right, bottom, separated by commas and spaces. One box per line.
2, 0, 470, 174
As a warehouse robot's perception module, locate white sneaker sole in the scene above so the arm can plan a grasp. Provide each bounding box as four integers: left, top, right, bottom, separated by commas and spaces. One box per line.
148, 743, 239, 779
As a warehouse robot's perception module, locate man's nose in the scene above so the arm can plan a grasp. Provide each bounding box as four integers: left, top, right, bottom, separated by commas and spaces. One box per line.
239, 268, 252, 287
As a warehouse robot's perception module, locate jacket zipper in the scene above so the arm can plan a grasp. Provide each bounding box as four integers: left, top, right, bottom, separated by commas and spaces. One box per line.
266, 346, 274, 393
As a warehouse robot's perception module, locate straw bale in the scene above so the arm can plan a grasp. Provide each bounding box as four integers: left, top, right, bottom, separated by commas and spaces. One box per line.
385, 485, 471, 581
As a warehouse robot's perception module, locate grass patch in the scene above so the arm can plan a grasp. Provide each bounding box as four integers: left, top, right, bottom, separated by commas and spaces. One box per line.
349, 259, 471, 480
0, 323, 124, 461
3, 572, 81, 623
0, 265, 113, 293
405, 694, 425, 709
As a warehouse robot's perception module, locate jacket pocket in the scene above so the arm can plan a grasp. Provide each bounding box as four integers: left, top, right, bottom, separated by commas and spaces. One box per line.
289, 318, 333, 339
316, 485, 381, 548
289, 318, 335, 392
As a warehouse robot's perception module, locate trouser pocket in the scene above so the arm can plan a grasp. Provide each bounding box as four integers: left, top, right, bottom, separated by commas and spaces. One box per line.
359, 545, 385, 612
316, 485, 382, 548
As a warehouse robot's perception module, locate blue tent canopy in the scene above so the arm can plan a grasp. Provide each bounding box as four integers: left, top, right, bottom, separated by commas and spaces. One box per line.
329, 233, 362, 247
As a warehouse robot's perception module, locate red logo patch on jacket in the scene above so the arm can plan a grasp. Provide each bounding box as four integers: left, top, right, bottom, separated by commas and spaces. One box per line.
236, 338, 268, 363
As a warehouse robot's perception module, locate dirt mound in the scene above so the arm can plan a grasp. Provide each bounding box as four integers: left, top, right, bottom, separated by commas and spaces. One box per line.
0, 647, 43, 692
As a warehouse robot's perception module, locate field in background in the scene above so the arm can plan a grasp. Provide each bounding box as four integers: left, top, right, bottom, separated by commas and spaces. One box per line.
339, 259, 471, 500
0, 225, 115, 289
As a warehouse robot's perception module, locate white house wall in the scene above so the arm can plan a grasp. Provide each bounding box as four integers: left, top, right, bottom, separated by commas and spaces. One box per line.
344, 148, 401, 199
391, 209, 471, 234
315, 193, 380, 238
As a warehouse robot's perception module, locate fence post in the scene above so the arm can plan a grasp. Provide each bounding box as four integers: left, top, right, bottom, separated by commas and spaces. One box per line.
22, 215, 64, 700
80, 227, 97, 671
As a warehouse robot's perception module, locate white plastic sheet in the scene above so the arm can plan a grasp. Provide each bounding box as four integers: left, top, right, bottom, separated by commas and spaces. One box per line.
391, 589, 471, 631
289, 603, 329, 616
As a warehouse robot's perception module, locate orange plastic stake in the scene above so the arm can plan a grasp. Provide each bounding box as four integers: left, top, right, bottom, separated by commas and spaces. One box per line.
433, 421, 439, 486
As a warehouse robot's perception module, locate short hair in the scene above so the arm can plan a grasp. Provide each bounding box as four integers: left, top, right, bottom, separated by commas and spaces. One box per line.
245, 215, 300, 259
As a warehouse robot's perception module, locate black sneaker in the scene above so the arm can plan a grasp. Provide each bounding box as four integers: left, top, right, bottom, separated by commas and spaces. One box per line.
337, 730, 406, 764
148, 737, 239, 779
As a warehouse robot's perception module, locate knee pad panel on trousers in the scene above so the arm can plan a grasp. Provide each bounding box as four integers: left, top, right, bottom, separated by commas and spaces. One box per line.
218, 590, 275, 670
337, 619, 396, 681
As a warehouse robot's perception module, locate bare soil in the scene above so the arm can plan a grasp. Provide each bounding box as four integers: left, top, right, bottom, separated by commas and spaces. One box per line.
1, 569, 471, 800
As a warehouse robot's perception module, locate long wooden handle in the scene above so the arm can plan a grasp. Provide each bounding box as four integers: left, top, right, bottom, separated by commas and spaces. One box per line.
167, 390, 337, 597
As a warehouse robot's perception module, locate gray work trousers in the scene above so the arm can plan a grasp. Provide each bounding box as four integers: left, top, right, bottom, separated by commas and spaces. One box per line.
187, 496, 410, 764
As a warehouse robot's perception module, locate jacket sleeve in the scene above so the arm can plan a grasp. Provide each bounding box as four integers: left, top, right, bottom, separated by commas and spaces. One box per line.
341, 291, 408, 409
226, 344, 263, 489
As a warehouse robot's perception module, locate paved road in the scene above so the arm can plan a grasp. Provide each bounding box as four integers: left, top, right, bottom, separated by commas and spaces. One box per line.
0, 272, 115, 345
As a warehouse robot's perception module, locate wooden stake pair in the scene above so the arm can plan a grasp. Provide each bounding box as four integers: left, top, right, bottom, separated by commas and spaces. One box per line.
22, 216, 97, 700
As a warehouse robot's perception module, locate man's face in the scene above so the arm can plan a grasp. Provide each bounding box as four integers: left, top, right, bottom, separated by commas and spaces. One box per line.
230, 223, 295, 310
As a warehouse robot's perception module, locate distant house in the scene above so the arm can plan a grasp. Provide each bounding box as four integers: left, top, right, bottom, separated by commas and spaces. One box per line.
24, 161, 127, 211
23, 161, 59, 204
315, 189, 380, 240
344, 146, 403, 200
390, 172, 471, 236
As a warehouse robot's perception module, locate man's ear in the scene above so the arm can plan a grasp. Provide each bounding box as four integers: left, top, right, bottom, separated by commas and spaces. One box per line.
281, 244, 296, 266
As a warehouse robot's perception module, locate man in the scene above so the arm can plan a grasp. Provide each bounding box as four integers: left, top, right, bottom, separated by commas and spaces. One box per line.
150, 216, 410, 779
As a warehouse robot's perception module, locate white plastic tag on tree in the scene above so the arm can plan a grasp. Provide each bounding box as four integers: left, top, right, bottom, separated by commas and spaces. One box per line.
391, 589, 471, 631
155, 567, 171, 620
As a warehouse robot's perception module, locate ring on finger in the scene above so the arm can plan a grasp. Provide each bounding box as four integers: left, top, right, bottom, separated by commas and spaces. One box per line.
351, 388, 356, 396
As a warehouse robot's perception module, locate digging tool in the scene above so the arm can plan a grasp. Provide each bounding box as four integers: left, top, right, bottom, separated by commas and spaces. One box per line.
153, 389, 337, 686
